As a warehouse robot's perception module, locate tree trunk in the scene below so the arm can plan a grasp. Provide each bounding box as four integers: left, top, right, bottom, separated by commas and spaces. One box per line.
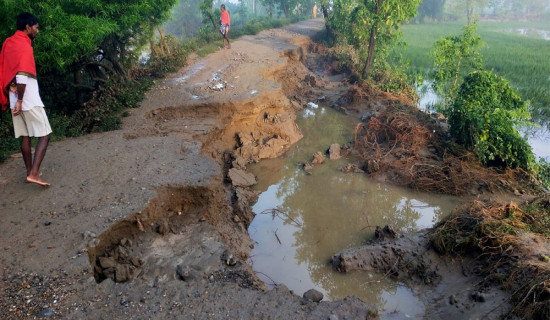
74, 68, 83, 107
362, 0, 382, 78
157, 26, 171, 56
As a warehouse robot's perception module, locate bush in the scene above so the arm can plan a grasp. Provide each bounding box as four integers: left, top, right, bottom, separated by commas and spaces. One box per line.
449, 70, 535, 170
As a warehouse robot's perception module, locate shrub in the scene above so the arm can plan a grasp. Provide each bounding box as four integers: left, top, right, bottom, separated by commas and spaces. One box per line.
449, 70, 535, 171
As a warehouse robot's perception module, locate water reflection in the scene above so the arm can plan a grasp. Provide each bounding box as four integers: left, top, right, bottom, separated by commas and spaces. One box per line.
248, 106, 460, 317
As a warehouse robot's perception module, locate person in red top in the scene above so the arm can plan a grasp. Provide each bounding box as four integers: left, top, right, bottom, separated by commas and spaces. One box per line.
0, 12, 52, 186
220, 4, 231, 49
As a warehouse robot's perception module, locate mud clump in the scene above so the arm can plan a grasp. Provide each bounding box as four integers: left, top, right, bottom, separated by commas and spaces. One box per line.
330, 225, 440, 285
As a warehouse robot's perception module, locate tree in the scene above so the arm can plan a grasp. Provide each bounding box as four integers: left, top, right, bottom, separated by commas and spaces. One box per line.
416, 0, 446, 22
431, 22, 484, 104
325, 0, 420, 78
361, 0, 422, 78
199, 0, 219, 31
445, 0, 490, 23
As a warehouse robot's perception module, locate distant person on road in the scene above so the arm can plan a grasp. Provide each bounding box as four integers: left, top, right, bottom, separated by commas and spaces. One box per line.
220, 4, 231, 49
313, 3, 317, 19
0, 12, 52, 187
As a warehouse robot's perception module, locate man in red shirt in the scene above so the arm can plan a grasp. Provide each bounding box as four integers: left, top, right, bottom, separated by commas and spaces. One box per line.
220, 4, 231, 49
0, 12, 52, 186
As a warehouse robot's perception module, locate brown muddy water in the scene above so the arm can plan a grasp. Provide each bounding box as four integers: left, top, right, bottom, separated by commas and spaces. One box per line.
247, 104, 462, 318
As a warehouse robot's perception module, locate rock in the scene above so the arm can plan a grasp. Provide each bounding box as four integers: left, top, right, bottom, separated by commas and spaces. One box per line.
115, 264, 131, 282
44, 221, 51, 226
130, 257, 143, 267
341, 163, 364, 174
366, 159, 380, 173
232, 156, 247, 170
328, 144, 341, 160
375, 225, 397, 241
304, 162, 313, 171
226, 254, 237, 266
258, 138, 288, 159
120, 297, 128, 306
120, 238, 132, 247
36, 308, 54, 318
176, 264, 198, 281
228, 168, 257, 187
449, 295, 457, 305
328, 315, 339, 320
155, 220, 169, 235
471, 291, 486, 302
312, 152, 325, 165
99, 256, 117, 269
303, 289, 323, 302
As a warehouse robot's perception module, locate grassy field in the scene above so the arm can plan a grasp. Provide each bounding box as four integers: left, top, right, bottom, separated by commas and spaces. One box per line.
393, 21, 550, 123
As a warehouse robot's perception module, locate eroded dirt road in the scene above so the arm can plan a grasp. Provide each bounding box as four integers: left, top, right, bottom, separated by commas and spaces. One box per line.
0, 19, 378, 319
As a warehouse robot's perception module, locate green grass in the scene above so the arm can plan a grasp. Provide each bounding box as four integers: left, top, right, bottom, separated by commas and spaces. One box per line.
197, 42, 223, 57
392, 21, 550, 123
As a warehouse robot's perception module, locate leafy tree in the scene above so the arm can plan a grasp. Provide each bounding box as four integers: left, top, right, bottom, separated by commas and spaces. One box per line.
199, 0, 219, 31
325, 0, 421, 78
488, 0, 547, 18
449, 70, 534, 170
164, 0, 205, 39
431, 22, 484, 104
445, 0, 490, 23
0, 0, 177, 109
416, 0, 446, 22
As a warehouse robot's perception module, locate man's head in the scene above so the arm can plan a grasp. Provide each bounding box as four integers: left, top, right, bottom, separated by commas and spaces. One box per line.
221, 4, 226, 11
17, 12, 39, 40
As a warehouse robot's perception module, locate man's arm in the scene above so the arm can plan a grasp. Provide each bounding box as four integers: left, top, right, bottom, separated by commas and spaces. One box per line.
12, 76, 28, 116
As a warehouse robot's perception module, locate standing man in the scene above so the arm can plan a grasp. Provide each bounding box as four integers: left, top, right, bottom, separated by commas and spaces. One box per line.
220, 4, 231, 49
0, 12, 52, 187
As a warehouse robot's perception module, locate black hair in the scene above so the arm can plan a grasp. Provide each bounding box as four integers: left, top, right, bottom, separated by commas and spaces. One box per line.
16, 12, 39, 31
221, 4, 226, 9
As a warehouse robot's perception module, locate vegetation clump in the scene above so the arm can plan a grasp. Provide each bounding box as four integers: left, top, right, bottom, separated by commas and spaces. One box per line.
449, 70, 534, 171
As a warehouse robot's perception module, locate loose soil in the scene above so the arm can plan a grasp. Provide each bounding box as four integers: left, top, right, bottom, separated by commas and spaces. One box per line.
0, 19, 548, 319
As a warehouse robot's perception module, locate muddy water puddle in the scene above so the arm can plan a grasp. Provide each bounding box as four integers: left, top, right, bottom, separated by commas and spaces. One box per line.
247, 105, 461, 318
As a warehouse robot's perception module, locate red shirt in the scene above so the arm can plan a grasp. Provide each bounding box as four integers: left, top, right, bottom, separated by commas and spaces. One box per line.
221, 11, 230, 26
0, 31, 37, 109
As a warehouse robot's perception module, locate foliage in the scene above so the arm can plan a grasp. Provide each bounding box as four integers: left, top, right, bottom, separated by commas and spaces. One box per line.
449, 70, 535, 170
444, 0, 490, 23
535, 158, 550, 190
415, 0, 446, 22
325, 0, 421, 79
488, 0, 548, 19
198, 0, 220, 31
431, 22, 484, 103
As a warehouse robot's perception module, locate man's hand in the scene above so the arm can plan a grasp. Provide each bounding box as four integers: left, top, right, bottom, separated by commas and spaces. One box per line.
12, 100, 22, 116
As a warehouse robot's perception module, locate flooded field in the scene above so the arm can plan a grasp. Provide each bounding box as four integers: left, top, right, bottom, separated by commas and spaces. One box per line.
247, 105, 461, 317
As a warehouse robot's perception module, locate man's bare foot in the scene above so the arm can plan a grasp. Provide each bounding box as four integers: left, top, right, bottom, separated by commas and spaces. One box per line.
26, 176, 50, 187
25, 172, 43, 183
